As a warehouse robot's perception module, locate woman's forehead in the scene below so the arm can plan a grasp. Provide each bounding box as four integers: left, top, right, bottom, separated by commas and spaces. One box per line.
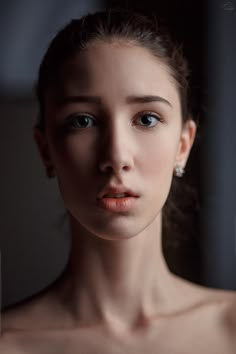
63, 41, 171, 80
53, 41, 179, 103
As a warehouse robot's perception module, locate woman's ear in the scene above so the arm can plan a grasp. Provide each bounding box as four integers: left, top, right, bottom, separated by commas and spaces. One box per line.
33, 127, 55, 178
175, 119, 197, 168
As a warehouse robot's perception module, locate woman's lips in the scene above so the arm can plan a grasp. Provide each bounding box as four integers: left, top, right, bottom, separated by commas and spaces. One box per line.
97, 185, 139, 199
96, 196, 139, 212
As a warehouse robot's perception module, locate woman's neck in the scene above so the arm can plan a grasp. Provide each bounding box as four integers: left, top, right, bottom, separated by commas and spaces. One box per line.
56, 213, 184, 332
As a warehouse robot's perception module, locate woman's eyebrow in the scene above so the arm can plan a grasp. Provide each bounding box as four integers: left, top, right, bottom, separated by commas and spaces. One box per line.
126, 95, 172, 107
56, 95, 172, 108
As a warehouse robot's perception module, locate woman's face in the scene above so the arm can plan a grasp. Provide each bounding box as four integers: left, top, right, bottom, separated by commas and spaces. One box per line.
35, 40, 196, 240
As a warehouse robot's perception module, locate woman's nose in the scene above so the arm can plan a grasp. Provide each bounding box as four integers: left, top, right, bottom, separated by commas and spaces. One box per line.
98, 126, 134, 175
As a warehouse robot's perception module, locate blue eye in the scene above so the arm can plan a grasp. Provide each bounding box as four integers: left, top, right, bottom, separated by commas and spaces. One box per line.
65, 114, 95, 129
136, 112, 161, 127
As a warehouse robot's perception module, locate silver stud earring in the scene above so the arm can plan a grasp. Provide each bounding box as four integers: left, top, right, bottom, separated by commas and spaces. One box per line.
174, 164, 185, 178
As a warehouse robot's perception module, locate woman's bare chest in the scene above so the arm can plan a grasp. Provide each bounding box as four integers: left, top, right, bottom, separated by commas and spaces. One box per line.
1, 315, 234, 354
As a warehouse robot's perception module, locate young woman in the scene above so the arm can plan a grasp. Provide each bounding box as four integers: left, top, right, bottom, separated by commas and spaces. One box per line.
1, 8, 236, 354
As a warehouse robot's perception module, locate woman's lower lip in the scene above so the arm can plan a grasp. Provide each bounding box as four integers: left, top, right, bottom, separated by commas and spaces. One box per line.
96, 197, 138, 212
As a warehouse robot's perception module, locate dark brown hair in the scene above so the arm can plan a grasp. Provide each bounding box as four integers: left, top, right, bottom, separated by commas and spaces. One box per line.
35, 8, 200, 280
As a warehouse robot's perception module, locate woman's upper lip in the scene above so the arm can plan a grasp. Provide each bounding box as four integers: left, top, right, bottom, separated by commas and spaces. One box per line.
97, 185, 140, 199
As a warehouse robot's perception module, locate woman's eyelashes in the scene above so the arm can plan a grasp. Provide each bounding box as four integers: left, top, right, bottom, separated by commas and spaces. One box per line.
65, 113, 95, 129
64, 111, 164, 131
134, 112, 163, 128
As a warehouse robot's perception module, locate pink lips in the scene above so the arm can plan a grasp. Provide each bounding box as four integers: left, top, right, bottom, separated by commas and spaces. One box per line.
96, 184, 140, 212
96, 195, 138, 212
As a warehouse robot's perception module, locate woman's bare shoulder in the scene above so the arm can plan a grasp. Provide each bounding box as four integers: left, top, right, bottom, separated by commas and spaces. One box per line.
208, 288, 236, 350
175, 276, 236, 334
1, 280, 65, 333
177, 275, 236, 312
193, 280, 236, 324
1, 296, 50, 333
171, 276, 236, 352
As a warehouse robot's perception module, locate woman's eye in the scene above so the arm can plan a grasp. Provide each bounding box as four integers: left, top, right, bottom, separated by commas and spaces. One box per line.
135, 113, 161, 128
65, 114, 95, 129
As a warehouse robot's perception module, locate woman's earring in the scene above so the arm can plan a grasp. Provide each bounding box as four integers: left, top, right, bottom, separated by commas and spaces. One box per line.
174, 164, 185, 178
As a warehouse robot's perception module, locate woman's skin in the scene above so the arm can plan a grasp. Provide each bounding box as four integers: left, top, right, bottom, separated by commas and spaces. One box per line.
1, 40, 236, 353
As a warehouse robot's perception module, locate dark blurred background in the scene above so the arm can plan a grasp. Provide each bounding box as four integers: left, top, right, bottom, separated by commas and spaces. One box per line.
0, 0, 236, 309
